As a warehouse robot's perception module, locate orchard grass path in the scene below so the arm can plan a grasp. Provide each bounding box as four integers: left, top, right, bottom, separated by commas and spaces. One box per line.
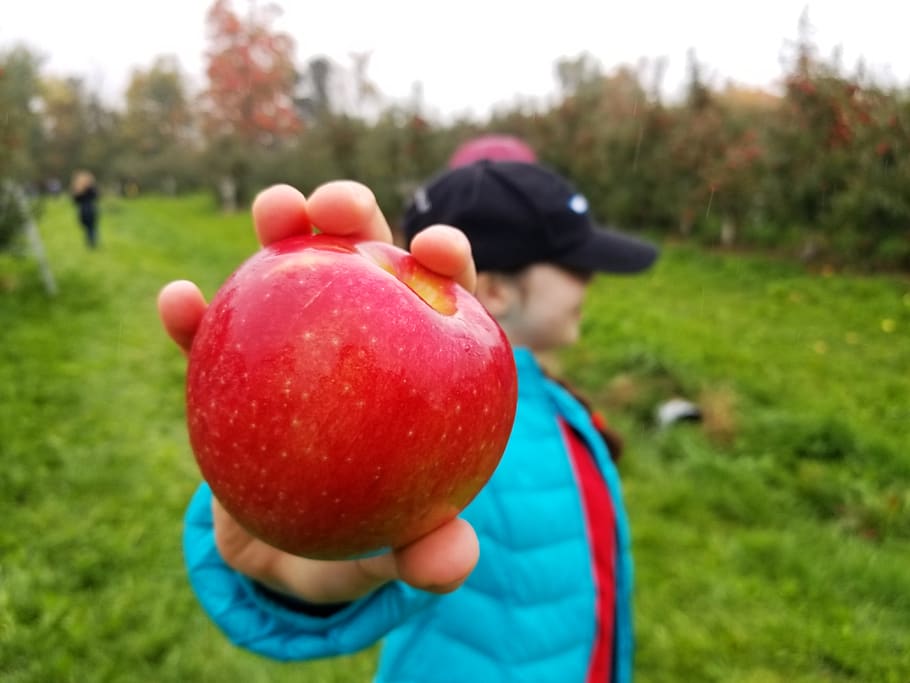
1, 194, 908, 682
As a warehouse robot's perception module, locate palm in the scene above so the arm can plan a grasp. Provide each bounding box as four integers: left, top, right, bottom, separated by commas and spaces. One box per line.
210, 498, 289, 581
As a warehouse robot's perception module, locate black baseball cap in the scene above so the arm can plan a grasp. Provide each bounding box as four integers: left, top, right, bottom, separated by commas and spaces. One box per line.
402, 161, 658, 274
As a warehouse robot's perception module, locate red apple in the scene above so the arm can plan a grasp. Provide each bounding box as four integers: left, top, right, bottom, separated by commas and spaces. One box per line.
186, 233, 517, 559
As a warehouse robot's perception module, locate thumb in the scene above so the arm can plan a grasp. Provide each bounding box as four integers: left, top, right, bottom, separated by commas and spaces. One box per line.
355, 518, 479, 594
397, 518, 481, 593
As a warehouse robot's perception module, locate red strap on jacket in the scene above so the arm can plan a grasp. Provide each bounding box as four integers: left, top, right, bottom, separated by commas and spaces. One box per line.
561, 419, 616, 682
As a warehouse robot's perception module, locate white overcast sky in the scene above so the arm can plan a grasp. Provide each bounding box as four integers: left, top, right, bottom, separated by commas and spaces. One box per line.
1, 0, 908, 119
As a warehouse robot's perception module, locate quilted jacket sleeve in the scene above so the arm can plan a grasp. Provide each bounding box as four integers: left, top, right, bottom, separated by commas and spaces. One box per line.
183, 483, 435, 661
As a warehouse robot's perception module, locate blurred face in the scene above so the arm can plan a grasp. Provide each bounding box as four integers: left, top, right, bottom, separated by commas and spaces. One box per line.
489, 263, 592, 352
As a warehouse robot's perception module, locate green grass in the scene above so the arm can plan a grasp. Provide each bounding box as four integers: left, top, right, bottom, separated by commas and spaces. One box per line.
1, 195, 908, 682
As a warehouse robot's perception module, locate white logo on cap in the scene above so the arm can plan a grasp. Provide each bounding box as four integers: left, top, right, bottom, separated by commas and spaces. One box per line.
414, 187, 431, 213
568, 194, 588, 214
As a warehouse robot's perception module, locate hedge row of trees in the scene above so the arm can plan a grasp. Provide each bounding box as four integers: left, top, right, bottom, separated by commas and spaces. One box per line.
519, 45, 910, 270
2, 3, 908, 269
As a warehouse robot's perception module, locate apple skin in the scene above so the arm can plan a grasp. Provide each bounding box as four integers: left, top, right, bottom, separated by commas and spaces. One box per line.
186, 233, 517, 560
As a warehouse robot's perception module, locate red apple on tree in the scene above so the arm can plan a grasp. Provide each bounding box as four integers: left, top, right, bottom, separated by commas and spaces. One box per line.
186, 233, 517, 560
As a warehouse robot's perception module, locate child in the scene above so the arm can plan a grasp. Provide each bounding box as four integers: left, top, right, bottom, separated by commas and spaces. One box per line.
159, 165, 658, 683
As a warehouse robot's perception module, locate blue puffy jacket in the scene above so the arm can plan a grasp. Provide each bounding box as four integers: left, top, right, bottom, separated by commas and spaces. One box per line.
184, 347, 634, 682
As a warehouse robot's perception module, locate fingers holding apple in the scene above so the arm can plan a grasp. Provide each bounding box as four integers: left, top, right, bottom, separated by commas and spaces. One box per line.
250, 184, 312, 246
252, 181, 394, 247
409, 225, 477, 294
157, 280, 208, 355
305, 180, 394, 244
159, 183, 477, 357
253, 181, 474, 291
349, 517, 479, 596
392, 517, 481, 593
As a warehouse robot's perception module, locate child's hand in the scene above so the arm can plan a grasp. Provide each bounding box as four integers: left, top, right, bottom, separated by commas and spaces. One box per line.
159, 182, 476, 353
158, 182, 480, 603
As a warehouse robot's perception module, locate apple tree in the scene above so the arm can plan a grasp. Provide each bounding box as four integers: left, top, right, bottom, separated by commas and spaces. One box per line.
0, 46, 44, 251
201, 0, 300, 206
116, 56, 199, 193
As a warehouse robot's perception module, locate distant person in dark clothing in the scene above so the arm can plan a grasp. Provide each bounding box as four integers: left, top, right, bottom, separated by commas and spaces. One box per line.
71, 170, 99, 248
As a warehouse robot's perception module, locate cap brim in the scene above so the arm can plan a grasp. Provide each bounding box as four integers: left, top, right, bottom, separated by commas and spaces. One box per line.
557, 226, 659, 274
